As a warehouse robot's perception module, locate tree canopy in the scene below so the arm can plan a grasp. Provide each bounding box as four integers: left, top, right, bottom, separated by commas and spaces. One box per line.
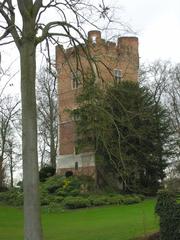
71, 78, 174, 194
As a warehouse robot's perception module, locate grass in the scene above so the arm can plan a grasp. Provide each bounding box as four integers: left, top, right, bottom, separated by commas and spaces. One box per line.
0, 199, 158, 240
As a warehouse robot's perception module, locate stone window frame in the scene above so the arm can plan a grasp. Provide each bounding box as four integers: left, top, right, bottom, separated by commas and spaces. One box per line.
71, 70, 82, 89
113, 68, 122, 83
75, 161, 79, 170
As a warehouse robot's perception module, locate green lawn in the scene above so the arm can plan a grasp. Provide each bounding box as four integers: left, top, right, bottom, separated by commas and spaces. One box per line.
0, 199, 158, 240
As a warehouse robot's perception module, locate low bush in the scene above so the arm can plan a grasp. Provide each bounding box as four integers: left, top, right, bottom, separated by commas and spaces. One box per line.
88, 195, 108, 206
0, 175, 144, 209
39, 165, 56, 182
123, 195, 141, 205
0, 188, 23, 206
106, 195, 125, 205
0, 186, 8, 192
42, 176, 81, 196
63, 196, 91, 209
40, 193, 54, 206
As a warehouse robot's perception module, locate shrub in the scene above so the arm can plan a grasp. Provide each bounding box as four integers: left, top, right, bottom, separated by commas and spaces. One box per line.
0, 188, 23, 206
63, 196, 91, 209
41, 176, 64, 195
40, 193, 54, 206
88, 195, 108, 206
123, 195, 141, 205
106, 195, 125, 205
155, 190, 180, 240
65, 171, 73, 178
0, 186, 8, 192
39, 165, 56, 182
54, 196, 64, 203
42, 175, 81, 196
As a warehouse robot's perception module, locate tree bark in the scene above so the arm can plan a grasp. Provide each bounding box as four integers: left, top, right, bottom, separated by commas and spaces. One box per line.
20, 41, 43, 240
0, 156, 4, 188
9, 143, 13, 188
50, 104, 56, 169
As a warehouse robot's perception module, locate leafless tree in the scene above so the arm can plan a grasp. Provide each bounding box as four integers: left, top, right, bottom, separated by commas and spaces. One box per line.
0, 96, 19, 188
37, 64, 58, 169
4, 131, 22, 188
140, 60, 180, 175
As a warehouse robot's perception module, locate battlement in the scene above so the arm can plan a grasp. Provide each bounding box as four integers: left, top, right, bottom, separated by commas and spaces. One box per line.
56, 30, 139, 61
88, 30, 138, 52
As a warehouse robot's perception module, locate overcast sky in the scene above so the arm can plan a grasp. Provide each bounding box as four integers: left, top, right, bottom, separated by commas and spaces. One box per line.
0, 0, 180, 95
117, 0, 180, 62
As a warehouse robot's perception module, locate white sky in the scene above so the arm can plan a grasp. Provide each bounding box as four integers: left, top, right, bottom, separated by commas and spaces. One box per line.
117, 0, 180, 62
1, 0, 180, 94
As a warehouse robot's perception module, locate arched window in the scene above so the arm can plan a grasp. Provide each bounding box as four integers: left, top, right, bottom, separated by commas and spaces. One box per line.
75, 161, 78, 170
113, 69, 122, 83
92, 35, 97, 44
71, 70, 82, 89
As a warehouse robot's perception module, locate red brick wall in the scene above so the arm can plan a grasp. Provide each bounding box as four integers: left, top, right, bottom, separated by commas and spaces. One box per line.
56, 166, 96, 179
56, 31, 139, 156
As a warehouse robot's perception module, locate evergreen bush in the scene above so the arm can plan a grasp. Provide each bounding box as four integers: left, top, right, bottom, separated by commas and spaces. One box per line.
0, 188, 23, 206
63, 196, 91, 209
155, 190, 180, 240
39, 165, 56, 182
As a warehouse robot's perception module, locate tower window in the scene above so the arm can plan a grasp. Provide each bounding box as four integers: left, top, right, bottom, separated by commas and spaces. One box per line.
92, 35, 97, 44
75, 161, 78, 170
114, 69, 122, 82
71, 70, 82, 89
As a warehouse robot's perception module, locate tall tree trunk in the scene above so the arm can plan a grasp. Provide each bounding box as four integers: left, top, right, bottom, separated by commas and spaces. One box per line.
50, 124, 56, 169
20, 42, 43, 240
49, 98, 56, 169
9, 145, 13, 188
0, 156, 4, 188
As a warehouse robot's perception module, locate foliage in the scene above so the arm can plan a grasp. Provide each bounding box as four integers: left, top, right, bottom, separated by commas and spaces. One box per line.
0, 188, 23, 206
63, 194, 142, 209
39, 165, 56, 182
0, 175, 143, 210
0, 186, 8, 192
155, 190, 180, 240
63, 196, 91, 209
71, 79, 173, 194
140, 61, 180, 165
41, 175, 81, 197
164, 178, 180, 193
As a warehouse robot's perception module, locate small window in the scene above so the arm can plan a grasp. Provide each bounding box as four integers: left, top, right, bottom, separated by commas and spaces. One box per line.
75, 161, 78, 170
92, 35, 97, 44
71, 70, 82, 89
114, 69, 122, 82
72, 111, 80, 121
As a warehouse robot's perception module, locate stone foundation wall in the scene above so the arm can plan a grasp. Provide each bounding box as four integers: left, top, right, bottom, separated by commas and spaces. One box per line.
56, 166, 96, 178
56, 152, 96, 178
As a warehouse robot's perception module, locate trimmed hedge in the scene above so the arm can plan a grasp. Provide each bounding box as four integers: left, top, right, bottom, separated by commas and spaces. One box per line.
63, 194, 142, 209
63, 196, 91, 209
0, 188, 23, 206
155, 190, 180, 240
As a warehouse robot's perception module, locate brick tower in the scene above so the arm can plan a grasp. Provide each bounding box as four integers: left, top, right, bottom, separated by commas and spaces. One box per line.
56, 30, 139, 178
